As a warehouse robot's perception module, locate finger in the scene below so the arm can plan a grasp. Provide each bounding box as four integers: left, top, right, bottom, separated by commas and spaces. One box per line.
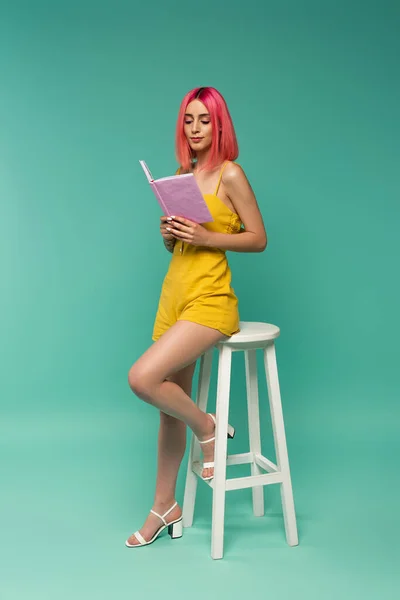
166, 226, 178, 235
172, 216, 191, 226
168, 227, 190, 240
169, 221, 182, 230
170, 221, 190, 232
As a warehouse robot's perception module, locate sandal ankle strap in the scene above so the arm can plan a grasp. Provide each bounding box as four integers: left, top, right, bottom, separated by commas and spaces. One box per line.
207, 413, 216, 425
199, 436, 215, 445
150, 501, 178, 526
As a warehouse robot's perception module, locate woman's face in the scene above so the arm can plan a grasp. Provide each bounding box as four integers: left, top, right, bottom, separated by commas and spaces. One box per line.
184, 99, 213, 155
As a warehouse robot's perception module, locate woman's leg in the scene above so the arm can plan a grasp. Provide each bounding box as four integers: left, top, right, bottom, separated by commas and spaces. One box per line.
154, 362, 196, 505
126, 362, 196, 546
129, 320, 228, 479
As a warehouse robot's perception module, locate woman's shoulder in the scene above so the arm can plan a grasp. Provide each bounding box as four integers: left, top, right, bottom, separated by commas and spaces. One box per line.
222, 160, 245, 184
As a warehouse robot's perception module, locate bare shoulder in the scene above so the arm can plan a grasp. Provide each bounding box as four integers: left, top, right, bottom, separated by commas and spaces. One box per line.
222, 161, 253, 198
222, 161, 246, 183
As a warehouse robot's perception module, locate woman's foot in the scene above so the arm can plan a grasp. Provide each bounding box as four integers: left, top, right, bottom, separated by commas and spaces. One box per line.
198, 413, 217, 479
126, 500, 182, 546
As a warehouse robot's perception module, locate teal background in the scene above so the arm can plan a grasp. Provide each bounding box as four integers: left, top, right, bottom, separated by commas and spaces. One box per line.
1, 0, 399, 598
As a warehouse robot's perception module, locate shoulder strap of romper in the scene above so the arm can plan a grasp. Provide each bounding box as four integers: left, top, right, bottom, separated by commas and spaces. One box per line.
214, 161, 229, 195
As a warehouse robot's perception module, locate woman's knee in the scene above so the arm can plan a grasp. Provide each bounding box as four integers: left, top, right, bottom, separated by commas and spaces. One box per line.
128, 358, 196, 400
128, 363, 157, 400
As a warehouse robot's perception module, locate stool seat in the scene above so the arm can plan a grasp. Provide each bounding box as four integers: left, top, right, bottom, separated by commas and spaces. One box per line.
219, 321, 280, 346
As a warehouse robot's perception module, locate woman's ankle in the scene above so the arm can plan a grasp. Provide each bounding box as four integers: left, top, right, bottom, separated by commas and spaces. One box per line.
153, 497, 177, 510
196, 412, 215, 441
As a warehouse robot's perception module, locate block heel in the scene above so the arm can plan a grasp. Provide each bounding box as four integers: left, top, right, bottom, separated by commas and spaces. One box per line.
168, 518, 183, 539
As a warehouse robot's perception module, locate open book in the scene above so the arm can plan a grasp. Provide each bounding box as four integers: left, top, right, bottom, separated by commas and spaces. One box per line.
139, 160, 214, 224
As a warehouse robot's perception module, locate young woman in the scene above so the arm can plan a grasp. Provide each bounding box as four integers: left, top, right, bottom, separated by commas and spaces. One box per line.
126, 86, 267, 548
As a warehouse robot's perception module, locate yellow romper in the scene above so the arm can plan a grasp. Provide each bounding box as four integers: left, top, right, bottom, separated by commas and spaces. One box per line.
152, 161, 242, 341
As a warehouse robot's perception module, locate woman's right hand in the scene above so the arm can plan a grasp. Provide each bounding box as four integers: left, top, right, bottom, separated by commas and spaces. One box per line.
160, 216, 176, 242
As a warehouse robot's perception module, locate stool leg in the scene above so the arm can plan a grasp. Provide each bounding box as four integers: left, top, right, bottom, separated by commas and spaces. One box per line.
182, 349, 213, 528
211, 345, 232, 560
263, 342, 299, 546
245, 349, 265, 517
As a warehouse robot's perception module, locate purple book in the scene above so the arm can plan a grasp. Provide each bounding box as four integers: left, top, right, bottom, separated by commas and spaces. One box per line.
139, 160, 214, 224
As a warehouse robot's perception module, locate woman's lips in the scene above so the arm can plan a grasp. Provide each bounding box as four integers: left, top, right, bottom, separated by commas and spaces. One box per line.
191, 138, 203, 142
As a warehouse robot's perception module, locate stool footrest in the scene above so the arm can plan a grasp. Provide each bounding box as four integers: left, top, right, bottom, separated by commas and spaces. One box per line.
192, 453, 278, 471
226, 452, 254, 466
254, 453, 278, 473
225, 471, 283, 491
192, 453, 282, 491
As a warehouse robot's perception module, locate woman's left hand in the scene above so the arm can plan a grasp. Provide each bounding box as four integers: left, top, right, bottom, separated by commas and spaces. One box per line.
166, 216, 212, 247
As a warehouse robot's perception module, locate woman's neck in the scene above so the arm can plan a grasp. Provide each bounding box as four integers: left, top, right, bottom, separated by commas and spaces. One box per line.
192, 150, 210, 171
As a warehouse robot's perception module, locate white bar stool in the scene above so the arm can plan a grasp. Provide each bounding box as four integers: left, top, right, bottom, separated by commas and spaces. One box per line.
182, 321, 299, 559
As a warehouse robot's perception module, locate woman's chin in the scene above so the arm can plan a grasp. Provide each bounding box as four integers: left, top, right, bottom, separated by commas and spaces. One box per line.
189, 142, 209, 153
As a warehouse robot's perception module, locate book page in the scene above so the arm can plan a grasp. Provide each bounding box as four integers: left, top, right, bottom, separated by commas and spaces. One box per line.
139, 160, 154, 183
155, 173, 192, 183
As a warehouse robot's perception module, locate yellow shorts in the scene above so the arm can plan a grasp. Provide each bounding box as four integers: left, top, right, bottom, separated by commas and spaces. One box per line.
152, 288, 240, 341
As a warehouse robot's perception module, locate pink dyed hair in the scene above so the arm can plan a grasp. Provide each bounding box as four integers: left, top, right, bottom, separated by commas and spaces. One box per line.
175, 87, 239, 172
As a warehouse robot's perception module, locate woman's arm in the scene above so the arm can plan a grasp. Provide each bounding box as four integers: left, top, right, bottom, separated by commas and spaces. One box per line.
207, 229, 265, 253
210, 162, 267, 253
160, 215, 177, 253
162, 167, 180, 253
163, 237, 176, 253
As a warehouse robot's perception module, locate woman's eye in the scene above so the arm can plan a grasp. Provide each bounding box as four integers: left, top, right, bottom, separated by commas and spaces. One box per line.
184, 120, 210, 125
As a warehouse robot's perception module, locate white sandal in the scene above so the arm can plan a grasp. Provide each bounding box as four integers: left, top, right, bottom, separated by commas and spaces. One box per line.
198, 413, 235, 481
125, 501, 183, 548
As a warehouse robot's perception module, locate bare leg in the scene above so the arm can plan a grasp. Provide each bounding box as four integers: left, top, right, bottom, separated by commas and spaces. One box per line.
128, 320, 227, 478
126, 321, 227, 544
126, 362, 195, 546
154, 363, 196, 505
128, 321, 227, 436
